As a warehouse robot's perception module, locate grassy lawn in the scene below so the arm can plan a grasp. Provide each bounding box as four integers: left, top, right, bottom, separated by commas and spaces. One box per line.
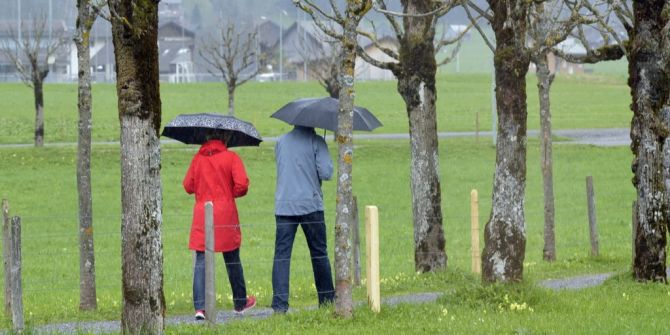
0, 73, 630, 145
1, 133, 658, 333
1, 73, 661, 334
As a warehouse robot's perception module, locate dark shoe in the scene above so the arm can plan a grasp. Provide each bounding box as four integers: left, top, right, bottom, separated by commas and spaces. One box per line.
234, 296, 257, 315
194, 310, 205, 321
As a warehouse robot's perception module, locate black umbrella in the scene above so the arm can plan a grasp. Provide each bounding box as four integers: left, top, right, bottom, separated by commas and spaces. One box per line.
270, 97, 382, 132
161, 113, 262, 147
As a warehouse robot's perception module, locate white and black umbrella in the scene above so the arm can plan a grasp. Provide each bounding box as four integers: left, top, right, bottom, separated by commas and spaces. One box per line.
161, 113, 263, 147
270, 97, 382, 132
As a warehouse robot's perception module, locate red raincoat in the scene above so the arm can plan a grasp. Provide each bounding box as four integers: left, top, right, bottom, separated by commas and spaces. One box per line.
183, 139, 249, 252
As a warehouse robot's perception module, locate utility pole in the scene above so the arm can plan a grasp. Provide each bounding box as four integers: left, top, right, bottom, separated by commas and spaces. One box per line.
17, 0, 21, 43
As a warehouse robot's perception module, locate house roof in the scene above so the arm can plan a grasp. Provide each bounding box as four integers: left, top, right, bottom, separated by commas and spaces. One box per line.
159, 21, 195, 40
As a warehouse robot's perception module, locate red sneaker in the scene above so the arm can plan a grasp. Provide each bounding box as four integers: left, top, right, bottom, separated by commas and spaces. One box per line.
194, 309, 206, 321
234, 296, 256, 315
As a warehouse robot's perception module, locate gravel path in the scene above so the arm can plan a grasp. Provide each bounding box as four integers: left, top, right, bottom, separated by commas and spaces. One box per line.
27, 268, 670, 334
35, 292, 442, 334
0, 128, 630, 148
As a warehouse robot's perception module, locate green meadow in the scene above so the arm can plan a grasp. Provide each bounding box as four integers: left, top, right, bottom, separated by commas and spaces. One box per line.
1, 74, 668, 334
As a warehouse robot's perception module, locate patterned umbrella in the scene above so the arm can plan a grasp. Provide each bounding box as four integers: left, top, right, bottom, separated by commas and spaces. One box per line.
270, 97, 382, 132
161, 113, 263, 147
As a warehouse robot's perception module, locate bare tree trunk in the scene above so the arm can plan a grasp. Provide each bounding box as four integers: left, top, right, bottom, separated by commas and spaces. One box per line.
481, 0, 530, 283
75, 0, 97, 310
629, 0, 669, 282
33, 81, 45, 147
109, 0, 166, 332
333, 0, 371, 319
534, 53, 556, 262
227, 85, 235, 116
396, 0, 446, 273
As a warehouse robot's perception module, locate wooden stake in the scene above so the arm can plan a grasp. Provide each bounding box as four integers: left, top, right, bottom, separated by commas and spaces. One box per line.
9, 216, 23, 332
2, 199, 10, 317
586, 176, 599, 257
204, 202, 216, 323
352, 196, 361, 287
470, 190, 481, 274
365, 206, 380, 313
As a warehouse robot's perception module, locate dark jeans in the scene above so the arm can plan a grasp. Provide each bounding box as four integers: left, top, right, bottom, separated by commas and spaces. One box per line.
271, 211, 335, 312
193, 249, 247, 311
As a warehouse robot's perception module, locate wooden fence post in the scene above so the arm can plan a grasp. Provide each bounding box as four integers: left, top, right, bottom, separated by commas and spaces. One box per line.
586, 176, 599, 257
204, 202, 216, 324
365, 206, 380, 313
2, 199, 10, 317
10, 216, 23, 332
352, 196, 361, 287
470, 190, 481, 274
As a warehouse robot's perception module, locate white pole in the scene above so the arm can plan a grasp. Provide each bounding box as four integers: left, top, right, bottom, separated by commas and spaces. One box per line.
279, 12, 283, 82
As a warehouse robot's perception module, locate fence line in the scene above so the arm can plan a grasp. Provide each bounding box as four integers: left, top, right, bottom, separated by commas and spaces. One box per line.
0, 184, 637, 324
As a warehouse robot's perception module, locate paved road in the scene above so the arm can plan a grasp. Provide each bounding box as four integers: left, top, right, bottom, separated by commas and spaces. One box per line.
0, 128, 630, 148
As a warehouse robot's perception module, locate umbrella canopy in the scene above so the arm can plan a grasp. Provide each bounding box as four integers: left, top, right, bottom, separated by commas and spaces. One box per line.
270, 97, 382, 132
161, 113, 262, 147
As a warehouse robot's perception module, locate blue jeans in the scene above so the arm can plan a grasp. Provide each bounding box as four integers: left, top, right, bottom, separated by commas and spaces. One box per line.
271, 211, 335, 312
193, 249, 247, 311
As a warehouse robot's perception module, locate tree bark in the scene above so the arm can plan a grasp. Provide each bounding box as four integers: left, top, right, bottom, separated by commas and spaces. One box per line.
75, 0, 97, 311
481, 0, 530, 283
108, 0, 166, 332
33, 81, 45, 147
629, 0, 669, 282
395, 0, 446, 273
333, 0, 371, 319
534, 53, 556, 262
227, 85, 235, 116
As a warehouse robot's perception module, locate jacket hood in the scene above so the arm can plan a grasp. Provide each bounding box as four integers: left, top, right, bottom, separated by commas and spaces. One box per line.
198, 139, 227, 156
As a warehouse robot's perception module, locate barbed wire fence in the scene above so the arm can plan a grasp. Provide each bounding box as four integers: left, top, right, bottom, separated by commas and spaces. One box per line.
0, 175, 640, 330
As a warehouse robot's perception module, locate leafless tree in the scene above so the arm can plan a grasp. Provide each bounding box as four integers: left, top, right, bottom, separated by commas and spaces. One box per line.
526, 0, 624, 262
294, 0, 373, 318
199, 22, 259, 116
573, 0, 668, 282
615, 0, 669, 282
293, 30, 341, 98
464, 0, 531, 283
357, 0, 468, 273
74, 0, 107, 311
0, 15, 66, 147
107, 0, 165, 333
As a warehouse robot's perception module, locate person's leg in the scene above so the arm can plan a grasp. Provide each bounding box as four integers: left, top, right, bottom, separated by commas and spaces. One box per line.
222, 248, 247, 310
271, 215, 299, 312
193, 251, 205, 311
300, 211, 335, 306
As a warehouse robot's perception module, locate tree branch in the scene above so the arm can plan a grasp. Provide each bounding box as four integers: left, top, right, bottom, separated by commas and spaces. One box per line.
463, 3, 494, 52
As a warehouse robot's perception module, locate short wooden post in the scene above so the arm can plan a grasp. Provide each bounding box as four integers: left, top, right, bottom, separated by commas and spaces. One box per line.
2, 199, 11, 317
352, 196, 361, 287
470, 190, 481, 274
204, 202, 216, 323
9, 216, 23, 331
365, 206, 380, 313
586, 176, 599, 257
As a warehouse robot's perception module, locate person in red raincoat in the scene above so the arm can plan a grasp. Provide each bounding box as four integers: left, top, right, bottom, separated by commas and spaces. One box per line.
183, 132, 256, 320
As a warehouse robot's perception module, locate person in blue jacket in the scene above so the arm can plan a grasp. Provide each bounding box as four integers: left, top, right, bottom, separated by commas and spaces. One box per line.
271, 125, 335, 313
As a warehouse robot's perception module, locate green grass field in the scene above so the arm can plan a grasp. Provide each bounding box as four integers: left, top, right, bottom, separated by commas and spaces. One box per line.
0, 72, 631, 145
1, 74, 667, 334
